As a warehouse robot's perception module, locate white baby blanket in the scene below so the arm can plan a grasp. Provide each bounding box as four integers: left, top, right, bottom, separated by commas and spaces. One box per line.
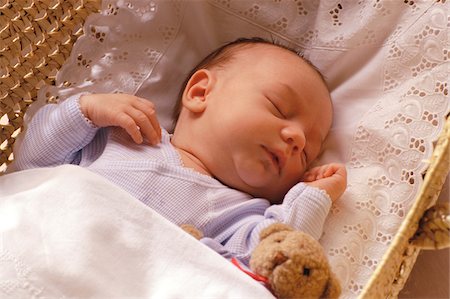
0, 165, 274, 298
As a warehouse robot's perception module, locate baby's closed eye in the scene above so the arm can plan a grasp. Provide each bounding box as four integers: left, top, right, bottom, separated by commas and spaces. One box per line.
267, 98, 286, 118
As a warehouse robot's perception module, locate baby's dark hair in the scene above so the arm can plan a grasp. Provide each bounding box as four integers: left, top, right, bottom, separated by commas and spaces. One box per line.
172, 37, 326, 127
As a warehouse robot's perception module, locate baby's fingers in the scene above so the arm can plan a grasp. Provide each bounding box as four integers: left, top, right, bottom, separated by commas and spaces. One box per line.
323, 166, 336, 178
133, 98, 162, 141
302, 172, 316, 182
116, 112, 144, 144
127, 108, 160, 145
302, 166, 324, 181
320, 163, 346, 178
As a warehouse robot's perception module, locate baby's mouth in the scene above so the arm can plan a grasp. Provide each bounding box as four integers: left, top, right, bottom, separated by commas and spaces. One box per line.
270, 152, 279, 167
262, 146, 281, 174
265, 146, 286, 176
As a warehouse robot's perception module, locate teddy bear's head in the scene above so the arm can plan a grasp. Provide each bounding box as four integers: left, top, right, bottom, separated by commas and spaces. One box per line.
249, 223, 341, 299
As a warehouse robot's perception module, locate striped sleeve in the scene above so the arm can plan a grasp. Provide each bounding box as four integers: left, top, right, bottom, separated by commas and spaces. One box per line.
265, 183, 332, 240
204, 183, 331, 265
14, 94, 99, 170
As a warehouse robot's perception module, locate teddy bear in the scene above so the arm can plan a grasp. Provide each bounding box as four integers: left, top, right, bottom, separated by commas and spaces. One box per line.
249, 223, 341, 299
181, 223, 341, 299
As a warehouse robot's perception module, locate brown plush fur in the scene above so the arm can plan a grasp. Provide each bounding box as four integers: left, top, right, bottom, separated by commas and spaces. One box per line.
250, 223, 341, 299
180, 224, 204, 240
182, 222, 341, 298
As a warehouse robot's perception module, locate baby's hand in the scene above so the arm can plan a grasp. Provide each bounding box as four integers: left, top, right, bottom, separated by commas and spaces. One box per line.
302, 163, 347, 202
80, 93, 161, 144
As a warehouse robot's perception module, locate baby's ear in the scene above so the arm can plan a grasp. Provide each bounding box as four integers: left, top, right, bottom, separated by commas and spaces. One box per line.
182, 69, 213, 113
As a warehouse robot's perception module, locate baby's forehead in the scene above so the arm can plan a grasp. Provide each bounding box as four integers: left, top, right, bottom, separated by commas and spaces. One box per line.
227, 44, 321, 80
230, 43, 302, 63
231, 45, 325, 84
213, 43, 331, 107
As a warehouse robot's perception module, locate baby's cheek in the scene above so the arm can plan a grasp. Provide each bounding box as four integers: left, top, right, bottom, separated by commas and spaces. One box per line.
287, 164, 306, 182
234, 156, 271, 188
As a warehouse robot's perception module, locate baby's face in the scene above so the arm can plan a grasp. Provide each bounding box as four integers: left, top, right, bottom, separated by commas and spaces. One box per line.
194, 45, 332, 203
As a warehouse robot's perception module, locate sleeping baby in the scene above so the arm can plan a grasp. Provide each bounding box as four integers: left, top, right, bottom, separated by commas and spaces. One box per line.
14, 37, 347, 264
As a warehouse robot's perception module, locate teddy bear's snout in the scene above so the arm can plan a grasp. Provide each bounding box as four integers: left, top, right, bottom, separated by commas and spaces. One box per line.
273, 251, 288, 267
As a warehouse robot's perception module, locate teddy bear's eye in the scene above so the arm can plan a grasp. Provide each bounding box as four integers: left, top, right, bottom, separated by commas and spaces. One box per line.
302, 267, 311, 276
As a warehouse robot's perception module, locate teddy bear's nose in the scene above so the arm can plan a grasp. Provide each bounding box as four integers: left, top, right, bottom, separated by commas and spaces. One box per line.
273, 252, 288, 267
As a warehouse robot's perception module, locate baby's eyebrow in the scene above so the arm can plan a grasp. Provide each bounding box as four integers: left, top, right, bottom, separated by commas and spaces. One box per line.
277, 83, 298, 100
275, 83, 307, 114
272, 83, 295, 108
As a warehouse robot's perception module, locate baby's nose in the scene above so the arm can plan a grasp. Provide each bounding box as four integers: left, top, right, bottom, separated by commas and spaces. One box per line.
287, 137, 299, 154
281, 126, 305, 153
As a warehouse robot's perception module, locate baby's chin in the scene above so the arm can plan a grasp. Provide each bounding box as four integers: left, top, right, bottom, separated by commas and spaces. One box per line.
247, 186, 287, 204
234, 172, 291, 204
221, 175, 285, 204
230, 157, 300, 203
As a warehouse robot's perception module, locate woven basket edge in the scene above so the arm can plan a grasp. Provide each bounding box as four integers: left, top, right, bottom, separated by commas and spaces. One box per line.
359, 114, 450, 298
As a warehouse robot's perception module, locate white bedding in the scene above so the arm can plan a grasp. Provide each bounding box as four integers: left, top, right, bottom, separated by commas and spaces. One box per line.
0, 165, 274, 298
12, 0, 450, 297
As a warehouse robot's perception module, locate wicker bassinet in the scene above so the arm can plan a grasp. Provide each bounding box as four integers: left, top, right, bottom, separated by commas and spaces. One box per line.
1, 1, 449, 298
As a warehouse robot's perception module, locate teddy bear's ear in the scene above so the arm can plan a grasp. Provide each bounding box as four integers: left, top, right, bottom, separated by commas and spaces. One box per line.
321, 270, 341, 299
180, 224, 204, 240
259, 223, 294, 241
